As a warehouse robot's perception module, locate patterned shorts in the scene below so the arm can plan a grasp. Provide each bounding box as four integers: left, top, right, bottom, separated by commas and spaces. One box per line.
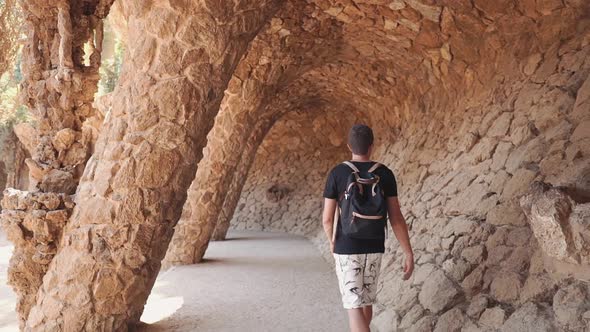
333, 253, 383, 309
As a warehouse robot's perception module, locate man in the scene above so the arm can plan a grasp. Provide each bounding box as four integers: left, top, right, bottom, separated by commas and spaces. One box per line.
322, 124, 414, 332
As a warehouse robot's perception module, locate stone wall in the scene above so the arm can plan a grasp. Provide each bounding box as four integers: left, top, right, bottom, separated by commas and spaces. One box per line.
232, 106, 360, 237
0, 162, 6, 202
162, 0, 345, 266
0, 0, 116, 327
230, 40, 590, 331
11, 0, 285, 330
2, 0, 589, 330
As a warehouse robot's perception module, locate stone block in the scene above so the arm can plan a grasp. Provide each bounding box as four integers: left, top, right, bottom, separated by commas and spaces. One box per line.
419, 270, 460, 313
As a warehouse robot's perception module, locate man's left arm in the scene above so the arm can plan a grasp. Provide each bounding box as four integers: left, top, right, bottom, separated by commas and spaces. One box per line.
322, 198, 337, 253
387, 196, 414, 280
383, 169, 414, 280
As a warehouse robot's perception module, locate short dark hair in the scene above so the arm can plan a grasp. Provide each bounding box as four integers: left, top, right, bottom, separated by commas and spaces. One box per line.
348, 124, 374, 155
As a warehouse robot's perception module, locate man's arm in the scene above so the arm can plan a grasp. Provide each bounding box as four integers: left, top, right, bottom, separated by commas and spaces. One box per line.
322, 198, 337, 253
387, 196, 414, 279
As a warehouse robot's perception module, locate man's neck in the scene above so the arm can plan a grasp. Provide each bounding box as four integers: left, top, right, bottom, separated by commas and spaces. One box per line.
351, 154, 371, 162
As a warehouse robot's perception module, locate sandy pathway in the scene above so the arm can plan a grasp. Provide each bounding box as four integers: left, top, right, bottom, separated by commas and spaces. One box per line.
0, 230, 347, 331
139, 230, 347, 331
0, 230, 17, 332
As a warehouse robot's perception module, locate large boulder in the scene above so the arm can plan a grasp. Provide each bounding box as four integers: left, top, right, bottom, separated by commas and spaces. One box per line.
501, 302, 556, 332
418, 269, 461, 313
553, 283, 590, 331
520, 181, 590, 264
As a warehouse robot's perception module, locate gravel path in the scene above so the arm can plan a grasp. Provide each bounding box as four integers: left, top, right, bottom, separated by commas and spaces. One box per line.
0, 230, 347, 331
0, 230, 17, 332
139, 230, 348, 332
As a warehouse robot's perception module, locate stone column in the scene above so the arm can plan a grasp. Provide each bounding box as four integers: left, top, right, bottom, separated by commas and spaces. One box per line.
164, 110, 275, 265
23, 1, 282, 330
211, 122, 271, 240
163, 1, 341, 265
0, 0, 114, 328
160, 47, 282, 265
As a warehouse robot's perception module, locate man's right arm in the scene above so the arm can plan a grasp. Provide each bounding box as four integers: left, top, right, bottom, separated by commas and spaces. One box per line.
322, 198, 337, 253
322, 169, 338, 253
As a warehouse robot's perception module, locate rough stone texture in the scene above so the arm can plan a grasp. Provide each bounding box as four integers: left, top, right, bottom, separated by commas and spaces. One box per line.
231, 106, 359, 239
16, 0, 113, 193
520, 181, 590, 264
210, 127, 267, 242
418, 270, 461, 313
15, 0, 283, 330
552, 283, 590, 331
0, 162, 5, 201
501, 302, 556, 332
466, 294, 488, 319
433, 307, 464, 332
0, 188, 74, 328
163, 0, 343, 266
478, 307, 506, 329
0, 0, 115, 328
225, 2, 590, 330
0, 0, 589, 330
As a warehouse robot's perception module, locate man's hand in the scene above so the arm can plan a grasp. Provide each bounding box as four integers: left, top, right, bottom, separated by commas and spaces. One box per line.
330, 241, 335, 254
402, 254, 414, 280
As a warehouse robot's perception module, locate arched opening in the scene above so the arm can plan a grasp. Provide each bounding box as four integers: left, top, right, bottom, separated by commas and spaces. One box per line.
170, 4, 590, 328
231, 103, 362, 240
1, 0, 589, 330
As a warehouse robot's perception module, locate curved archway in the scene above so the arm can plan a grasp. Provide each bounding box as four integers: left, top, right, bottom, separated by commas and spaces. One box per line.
0, 0, 588, 330
167, 2, 590, 329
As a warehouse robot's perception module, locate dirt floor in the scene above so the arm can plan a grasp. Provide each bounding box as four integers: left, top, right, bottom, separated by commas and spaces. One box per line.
0, 231, 17, 332
0, 230, 348, 331
139, 230, 348, 332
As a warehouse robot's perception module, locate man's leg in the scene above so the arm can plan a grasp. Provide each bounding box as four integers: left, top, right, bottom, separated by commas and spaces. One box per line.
335, 254, 371, 332
362, 305, 373, 324
348, 308, 370, 332
360, 253, 383, 329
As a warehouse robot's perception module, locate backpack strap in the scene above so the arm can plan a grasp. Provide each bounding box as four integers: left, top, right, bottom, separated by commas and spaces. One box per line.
343, 161, 360, 173
368, 162, 382, 173
369, 162, 382, 196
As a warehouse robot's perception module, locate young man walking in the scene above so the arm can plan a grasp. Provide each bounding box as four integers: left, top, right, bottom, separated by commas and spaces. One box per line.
322, 124, 414, 332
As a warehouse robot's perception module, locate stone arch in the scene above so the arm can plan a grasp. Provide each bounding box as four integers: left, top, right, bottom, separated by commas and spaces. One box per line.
162, 0, 345, 266
230, 62, 590, 332
18, 0, 284, 330
231, 30, 590, 332
231, 102, 363, 235
0, 0, 588, 331
170, 1, 590, 330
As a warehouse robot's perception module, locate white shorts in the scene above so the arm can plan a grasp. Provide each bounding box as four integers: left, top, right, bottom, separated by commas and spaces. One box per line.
333, 253, 383, 309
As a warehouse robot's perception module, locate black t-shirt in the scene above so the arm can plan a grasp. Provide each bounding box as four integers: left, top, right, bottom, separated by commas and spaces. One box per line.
323, 160, 398, 254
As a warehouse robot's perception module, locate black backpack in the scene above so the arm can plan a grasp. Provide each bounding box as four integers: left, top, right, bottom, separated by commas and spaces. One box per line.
336, 161, 388, 240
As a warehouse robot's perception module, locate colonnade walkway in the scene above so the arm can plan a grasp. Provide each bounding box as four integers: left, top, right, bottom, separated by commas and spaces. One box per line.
138, 230, 348, 331
1, 230, 347, 331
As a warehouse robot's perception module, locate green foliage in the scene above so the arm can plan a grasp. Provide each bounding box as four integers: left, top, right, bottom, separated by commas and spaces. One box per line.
0, 48, 31, 131
98, 39, 124, 95
97, 19, 125, 96
0, 0, 29, 133
0, 11, 124, 135
0, 0, 21, 75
